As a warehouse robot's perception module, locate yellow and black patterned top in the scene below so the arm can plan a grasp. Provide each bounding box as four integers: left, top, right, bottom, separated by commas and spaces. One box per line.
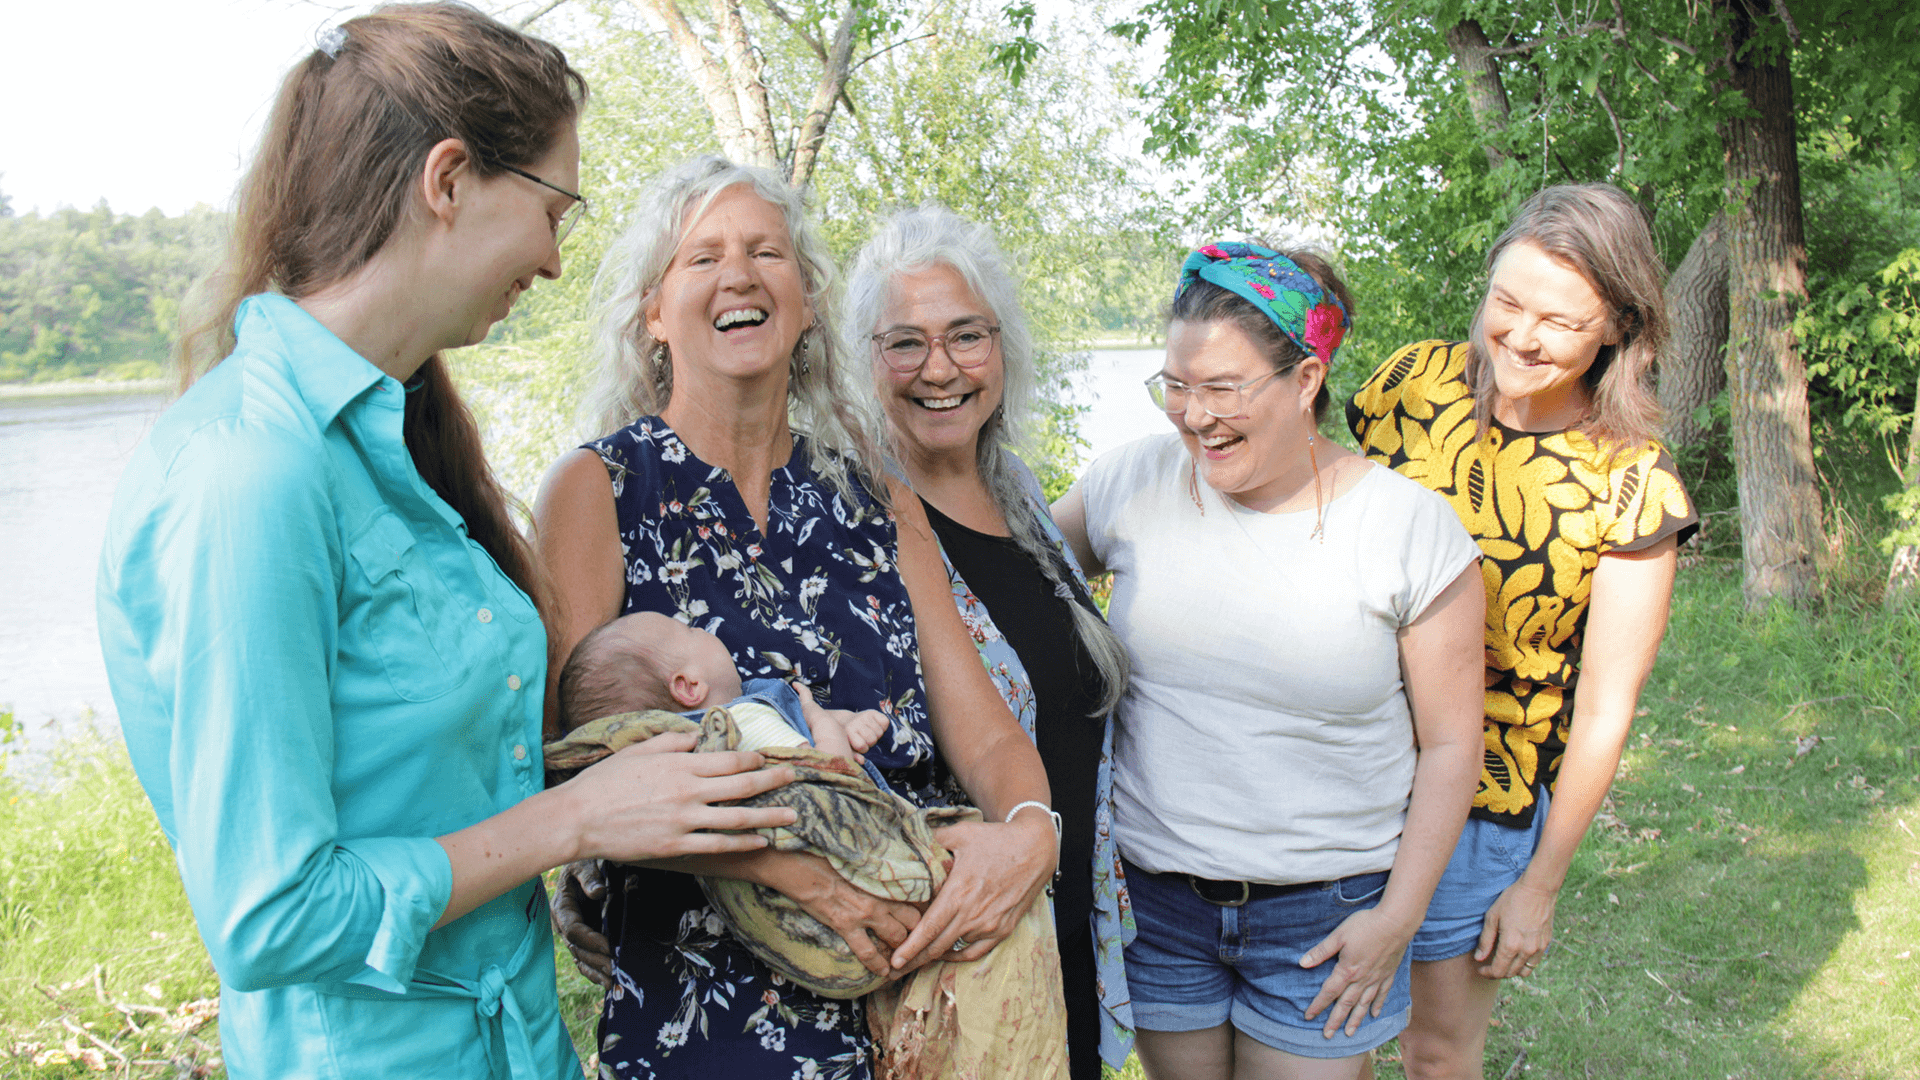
1347, 340, 1697, 827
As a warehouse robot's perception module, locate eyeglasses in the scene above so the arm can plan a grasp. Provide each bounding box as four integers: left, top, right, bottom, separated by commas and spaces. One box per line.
496, 161, 590, 244
1144, 366, 1288, 418
871, 322, 1002, 373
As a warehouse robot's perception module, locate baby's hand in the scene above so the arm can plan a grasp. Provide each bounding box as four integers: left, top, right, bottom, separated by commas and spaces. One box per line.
842, 710, 891, 754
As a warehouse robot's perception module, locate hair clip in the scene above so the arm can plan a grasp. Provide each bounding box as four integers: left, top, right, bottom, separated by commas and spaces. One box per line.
318, 26, 347, 59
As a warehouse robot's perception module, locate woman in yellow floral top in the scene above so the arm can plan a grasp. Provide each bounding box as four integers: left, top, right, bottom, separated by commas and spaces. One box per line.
1348, 184, 1697, 1079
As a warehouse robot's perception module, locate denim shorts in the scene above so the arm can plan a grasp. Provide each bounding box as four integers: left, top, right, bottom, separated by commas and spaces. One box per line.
1121, 858, 1412, 1059
1411, 789, 1549, 963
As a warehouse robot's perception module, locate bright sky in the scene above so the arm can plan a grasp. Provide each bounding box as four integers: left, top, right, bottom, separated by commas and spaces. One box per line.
0, 0, 346, 216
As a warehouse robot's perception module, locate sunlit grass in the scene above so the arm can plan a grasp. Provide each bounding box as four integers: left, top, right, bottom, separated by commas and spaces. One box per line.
0, 726, 222, 1077
5, 554, 1916, 1077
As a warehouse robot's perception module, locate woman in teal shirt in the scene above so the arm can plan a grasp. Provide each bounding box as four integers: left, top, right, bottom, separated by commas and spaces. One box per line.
95, 6, 795, 1078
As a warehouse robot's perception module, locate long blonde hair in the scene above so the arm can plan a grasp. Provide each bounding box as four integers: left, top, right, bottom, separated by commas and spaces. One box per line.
583, 156, 882, 502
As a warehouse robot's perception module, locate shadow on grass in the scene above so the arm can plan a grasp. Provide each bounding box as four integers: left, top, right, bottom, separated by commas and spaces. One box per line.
1461, 557, 1920, 1080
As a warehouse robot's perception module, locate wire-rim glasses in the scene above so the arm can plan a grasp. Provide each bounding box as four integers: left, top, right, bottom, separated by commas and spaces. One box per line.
1144, 366, 1289, 418
496, 161, 590, 244
871, 322, 1002, 373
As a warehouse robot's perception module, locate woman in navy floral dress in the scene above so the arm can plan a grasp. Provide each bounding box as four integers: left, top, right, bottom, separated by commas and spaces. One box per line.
535, 157, 1060, 1080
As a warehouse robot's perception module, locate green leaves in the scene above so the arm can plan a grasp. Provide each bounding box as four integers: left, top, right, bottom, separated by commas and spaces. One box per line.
0, 199, 222, 384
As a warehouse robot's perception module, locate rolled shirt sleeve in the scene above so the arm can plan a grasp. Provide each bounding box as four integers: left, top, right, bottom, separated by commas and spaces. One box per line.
104, 415, 452, 994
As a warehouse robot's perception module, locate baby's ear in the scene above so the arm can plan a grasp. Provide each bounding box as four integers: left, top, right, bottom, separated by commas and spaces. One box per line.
670, 672, 707, 709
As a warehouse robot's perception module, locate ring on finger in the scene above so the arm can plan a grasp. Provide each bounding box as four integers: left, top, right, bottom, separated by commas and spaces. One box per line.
950, 938, 969, 952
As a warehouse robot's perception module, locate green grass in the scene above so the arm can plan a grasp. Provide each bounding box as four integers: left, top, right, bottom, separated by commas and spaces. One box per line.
0, 728, 222, 1077
6, 554, 1917, 1078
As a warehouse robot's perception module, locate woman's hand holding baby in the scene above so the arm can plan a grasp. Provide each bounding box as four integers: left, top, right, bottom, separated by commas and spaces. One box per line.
889, 809, 1057, 972
760, 851, 924, 977
557, 732, 799, 863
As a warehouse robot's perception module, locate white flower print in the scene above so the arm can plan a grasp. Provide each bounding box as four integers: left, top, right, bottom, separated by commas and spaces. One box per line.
757, 1021, 786, 1052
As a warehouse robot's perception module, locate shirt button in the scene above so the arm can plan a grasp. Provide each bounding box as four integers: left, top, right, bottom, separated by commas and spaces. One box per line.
507, 674, 523, 691
513, 744, 528, 761
477, 608, 493, 624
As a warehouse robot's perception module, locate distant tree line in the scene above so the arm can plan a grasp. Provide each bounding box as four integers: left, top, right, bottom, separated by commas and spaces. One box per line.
0, 191, 225, 383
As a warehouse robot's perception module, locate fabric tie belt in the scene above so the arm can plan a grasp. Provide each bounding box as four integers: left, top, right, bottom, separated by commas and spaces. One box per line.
315, 895, 548, 1080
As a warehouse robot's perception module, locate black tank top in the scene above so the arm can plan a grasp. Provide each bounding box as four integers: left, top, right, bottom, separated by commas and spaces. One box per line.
920, 498, 1105, 930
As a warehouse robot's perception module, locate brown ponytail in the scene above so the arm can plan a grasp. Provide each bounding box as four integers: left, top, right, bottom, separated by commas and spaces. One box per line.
177, 1, 586, 610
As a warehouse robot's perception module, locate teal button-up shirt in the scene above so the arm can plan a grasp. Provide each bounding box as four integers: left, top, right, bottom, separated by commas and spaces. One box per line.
97, 295, 576, 1079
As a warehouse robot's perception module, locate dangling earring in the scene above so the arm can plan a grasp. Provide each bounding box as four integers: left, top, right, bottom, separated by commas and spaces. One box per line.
792, 332, 812, 378
1188, 458, 1206, 515
652, 342, 669, 370
1306, 430, 1327, 543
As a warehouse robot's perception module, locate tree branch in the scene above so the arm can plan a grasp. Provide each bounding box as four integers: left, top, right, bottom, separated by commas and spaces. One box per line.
1651, 32, 1699, 55
855, 31, 940, 70
1772, 0, 1802, 43
1486, 20, 1613, 56
1595, 84, 1627, 177
755, 0, 825, 61
514, 0, 569, 30
788, 0, 863, 191
711, 0, 779, 167
634, 0, 757, 163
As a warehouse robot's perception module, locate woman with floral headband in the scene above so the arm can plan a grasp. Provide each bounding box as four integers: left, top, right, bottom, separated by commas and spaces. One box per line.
1348, 183, 1696, 1080
1051, 243, 1486, 1079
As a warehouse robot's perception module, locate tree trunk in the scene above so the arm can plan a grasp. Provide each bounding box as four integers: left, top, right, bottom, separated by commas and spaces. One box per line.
787, 3, 859, 192
639, 0, 764, 164
1716, 0, 1823, 607
1885, 369, 1920, 607
712, 0, 780, 168
1660, 213, 1729, 448
1445, 19, 1511, 171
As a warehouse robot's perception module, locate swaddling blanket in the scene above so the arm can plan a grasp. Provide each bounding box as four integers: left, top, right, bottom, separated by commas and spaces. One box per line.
544, 706, 1067, 1076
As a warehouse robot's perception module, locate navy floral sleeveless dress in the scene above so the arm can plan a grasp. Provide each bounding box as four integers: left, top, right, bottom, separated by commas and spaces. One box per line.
587, 417, 958, 1080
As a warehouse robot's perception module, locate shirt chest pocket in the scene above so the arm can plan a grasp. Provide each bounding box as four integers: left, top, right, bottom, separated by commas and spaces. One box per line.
348, 509, 469, 702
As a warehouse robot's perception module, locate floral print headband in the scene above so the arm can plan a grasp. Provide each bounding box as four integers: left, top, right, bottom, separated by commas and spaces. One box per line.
1177, 242, 1351, 365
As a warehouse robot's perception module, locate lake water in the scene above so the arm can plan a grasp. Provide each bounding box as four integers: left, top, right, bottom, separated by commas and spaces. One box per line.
0, 391, 166, 753
0, 347, 1170, 758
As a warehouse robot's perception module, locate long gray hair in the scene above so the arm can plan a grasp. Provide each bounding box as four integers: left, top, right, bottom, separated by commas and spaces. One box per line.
844, 205, 1131, 716
583, 155, 882, 501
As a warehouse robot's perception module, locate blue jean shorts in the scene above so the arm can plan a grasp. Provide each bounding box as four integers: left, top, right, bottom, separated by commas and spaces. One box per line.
1121, 858, 1412, 1059
1411, 789, 1549, 963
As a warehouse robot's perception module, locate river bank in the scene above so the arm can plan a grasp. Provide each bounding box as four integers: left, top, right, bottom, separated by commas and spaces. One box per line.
0, 378, 170, 399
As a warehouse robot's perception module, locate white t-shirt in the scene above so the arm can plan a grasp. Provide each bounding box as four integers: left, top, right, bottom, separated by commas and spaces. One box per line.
1078, 434, 1481, 885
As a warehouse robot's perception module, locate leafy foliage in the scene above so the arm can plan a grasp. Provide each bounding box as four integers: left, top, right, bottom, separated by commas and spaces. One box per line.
0, 199, 224, 383
1799, 248, 1920, 551
458, 0, 1176, 499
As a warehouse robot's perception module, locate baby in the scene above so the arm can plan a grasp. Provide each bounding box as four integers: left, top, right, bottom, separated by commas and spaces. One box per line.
558, 611, 889, 767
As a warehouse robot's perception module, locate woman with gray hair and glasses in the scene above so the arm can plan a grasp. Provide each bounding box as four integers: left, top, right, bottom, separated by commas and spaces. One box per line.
842, 205, 1136, 1079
